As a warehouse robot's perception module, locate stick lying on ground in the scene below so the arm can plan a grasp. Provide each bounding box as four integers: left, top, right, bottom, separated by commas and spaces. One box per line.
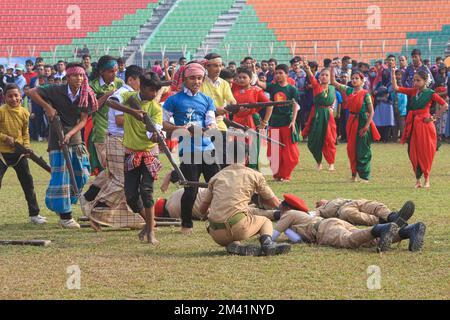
0, 240, 51, 246
14, 142, 51, 173
156, 221, 181, 227
51, 115, 80, 196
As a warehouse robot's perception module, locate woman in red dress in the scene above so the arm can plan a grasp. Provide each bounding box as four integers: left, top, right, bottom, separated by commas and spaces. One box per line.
391, 69, 448, 188
331, 66, 380, 182
231, 68, 273, 170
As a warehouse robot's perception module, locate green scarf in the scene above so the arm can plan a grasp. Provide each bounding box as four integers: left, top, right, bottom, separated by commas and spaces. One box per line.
409, 88, 434, 111
313, 84, 336, 107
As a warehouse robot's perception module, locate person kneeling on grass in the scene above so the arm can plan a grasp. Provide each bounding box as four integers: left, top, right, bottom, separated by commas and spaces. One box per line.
0, 84, 45, 225
107, 72, 163, 245
199, 139, 291, 256
272, 195, 426, 252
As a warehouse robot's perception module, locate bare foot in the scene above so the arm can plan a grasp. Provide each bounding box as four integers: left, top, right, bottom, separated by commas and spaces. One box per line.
351, 176, 358, 182
415, 181, 422, 189
149, 234, 160, 245
360, 179, 370, 183
424, 179, 430, 188
181, 227, 193, 235
328, 164, 335, 171
138, 225, 149, 241
317, 163, 323, 171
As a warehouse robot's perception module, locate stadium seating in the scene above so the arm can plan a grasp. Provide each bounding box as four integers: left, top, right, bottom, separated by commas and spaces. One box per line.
144, 0, 235, 55
0, 0, 158, 59
245, 0, 450, 63
1, 0, 449, 64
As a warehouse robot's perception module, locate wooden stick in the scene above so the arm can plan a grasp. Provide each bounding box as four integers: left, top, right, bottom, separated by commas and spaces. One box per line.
0, 240, 51, 246
156, 221, 181, 227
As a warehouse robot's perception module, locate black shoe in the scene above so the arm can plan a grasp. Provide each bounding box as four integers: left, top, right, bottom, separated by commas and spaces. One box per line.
259, 235, 291, 256
226, 242, 261, 256
388, 201, 415, 228
371, 223, 399, 252
399, 222, 426, 252
261, 242, 291, 256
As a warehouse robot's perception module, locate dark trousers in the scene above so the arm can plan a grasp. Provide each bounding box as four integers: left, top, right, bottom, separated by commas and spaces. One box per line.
29, 104, 47, 140
0, 153, 40, 216
179, 154, 220, 228
124, 161, 155, 214
339, 109, 349, 141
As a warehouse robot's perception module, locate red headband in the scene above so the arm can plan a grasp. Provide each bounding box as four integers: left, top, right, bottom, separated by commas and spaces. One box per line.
66, 66, 98, 111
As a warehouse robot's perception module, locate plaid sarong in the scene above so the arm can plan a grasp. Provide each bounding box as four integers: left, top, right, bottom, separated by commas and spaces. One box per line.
45, 144, 90, 214
88, 200, 146, 229
124, 146, 162, 179
94, 135, 126, 207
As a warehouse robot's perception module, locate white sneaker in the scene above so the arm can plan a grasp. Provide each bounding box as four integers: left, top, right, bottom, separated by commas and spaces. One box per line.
30, 215, 47, 225
59, 218, 81, 229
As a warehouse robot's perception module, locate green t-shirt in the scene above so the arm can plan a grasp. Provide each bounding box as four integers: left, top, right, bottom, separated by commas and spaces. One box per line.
121, 92, 162, 152
266, 83, 299, 127
90, 77, 124, 143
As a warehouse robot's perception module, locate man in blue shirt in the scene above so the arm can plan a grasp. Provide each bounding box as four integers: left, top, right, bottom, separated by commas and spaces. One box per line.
163, 62, 220, 235
289, 57, 308, 131
402, 49, 434, 88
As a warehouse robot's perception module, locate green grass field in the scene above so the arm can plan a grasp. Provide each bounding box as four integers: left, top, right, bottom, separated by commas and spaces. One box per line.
0, 141, 449, 300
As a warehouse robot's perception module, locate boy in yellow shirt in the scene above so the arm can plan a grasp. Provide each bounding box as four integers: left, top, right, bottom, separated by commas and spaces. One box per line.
0, 84, 45, 224
107, 72, 163, 245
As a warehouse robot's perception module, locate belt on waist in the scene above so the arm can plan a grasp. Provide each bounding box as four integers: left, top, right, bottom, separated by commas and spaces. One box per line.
208, 212, 246, 230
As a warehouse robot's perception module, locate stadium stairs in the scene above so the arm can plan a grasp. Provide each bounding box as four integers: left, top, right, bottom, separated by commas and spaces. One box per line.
123, 0, 177, 64
193, 0, 246, 60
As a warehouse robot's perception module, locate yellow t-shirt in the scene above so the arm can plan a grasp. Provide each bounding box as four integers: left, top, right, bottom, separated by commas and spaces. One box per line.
121, 92, 162, 152
0, 104, 30, 153
200, 78, 235, 131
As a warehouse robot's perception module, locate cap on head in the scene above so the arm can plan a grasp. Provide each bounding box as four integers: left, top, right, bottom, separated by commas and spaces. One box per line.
15, 64, 25, 72
282, 194, 309, 212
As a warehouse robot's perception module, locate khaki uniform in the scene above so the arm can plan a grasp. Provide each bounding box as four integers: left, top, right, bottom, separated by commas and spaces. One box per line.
275, 210, 323, 243
315, 198, 391, 226
165, 188, 208, 220
205, 164, 275, 246
275, 210, 378, 249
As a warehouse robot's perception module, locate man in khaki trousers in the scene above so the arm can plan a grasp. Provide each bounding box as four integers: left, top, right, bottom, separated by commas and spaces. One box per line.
272, 195, 426, 252
313, 198, 415, 227
199, 140, 291, 256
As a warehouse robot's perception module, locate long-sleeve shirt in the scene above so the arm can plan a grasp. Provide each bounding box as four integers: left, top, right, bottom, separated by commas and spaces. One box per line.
402, 63, 435, 88
0, 104, 30, 153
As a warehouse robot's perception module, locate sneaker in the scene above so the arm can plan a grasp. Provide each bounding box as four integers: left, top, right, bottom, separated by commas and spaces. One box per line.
59, 218, 81, 229
30, 215, 47, 225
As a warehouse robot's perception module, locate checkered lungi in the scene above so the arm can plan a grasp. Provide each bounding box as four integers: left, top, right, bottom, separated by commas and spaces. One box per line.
83, 134, 145, 228
45, 144, 90, 214
94, 135, 126, 207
